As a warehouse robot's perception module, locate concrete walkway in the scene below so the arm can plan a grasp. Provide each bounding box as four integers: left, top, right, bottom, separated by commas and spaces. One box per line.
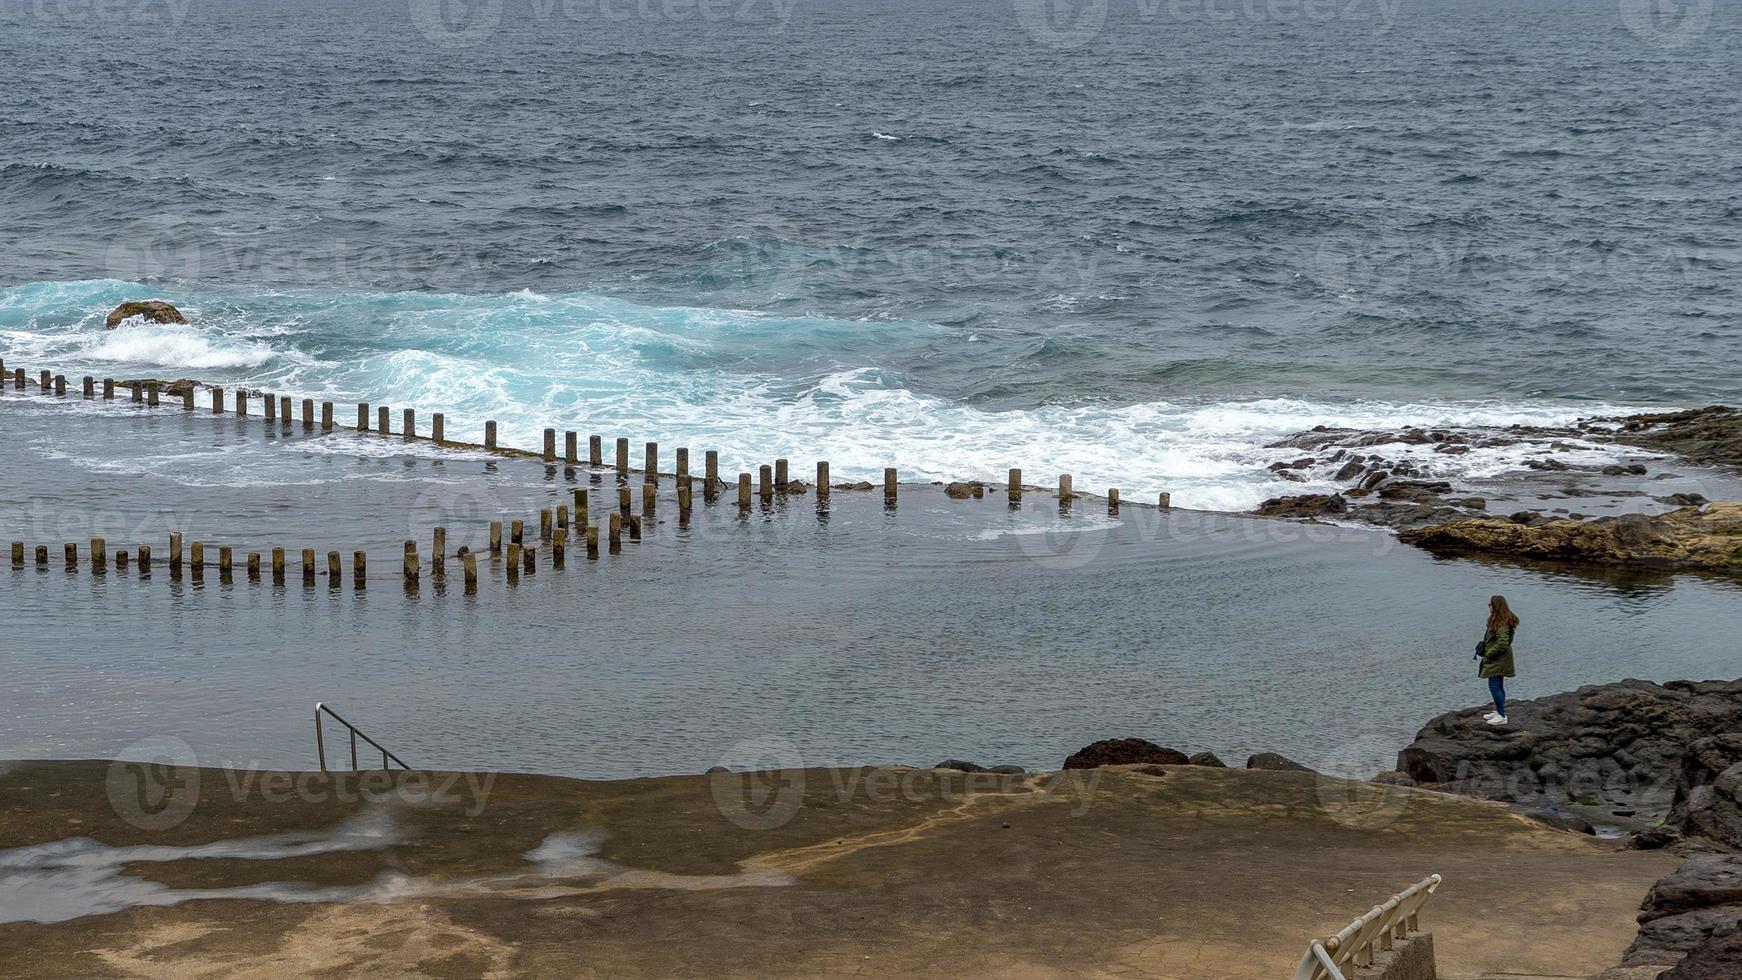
0, 760, 1675, 978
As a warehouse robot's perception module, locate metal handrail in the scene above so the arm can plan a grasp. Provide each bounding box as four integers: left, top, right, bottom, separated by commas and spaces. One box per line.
314, 702, 411, 772
1291, 874, 1441, 980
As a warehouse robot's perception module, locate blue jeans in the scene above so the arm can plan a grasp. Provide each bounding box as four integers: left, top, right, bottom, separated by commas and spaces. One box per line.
1488, 676, 1506, 716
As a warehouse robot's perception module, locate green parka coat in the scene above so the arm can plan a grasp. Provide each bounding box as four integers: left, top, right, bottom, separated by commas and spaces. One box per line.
1479, 623, 1516, 679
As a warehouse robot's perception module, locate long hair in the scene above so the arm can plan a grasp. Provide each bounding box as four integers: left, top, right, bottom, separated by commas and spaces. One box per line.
1488, 595, 1520, 633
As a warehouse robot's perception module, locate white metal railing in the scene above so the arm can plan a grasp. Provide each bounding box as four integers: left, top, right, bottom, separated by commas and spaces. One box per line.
1291, 874, 1441, 980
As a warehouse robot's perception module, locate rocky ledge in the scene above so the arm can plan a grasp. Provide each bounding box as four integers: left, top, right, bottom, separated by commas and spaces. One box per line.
1398, 503, 1742, 572
104, 300, 186, 329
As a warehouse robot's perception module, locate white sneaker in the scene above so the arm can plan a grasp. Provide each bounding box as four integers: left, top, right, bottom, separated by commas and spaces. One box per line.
1487, 714, 1508, 726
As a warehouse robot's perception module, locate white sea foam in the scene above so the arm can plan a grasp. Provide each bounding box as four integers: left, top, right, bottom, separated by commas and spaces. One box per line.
85, 323, 276, 370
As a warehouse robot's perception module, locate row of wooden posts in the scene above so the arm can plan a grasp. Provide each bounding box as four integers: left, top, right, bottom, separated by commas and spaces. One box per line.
1, 357, 1175, 513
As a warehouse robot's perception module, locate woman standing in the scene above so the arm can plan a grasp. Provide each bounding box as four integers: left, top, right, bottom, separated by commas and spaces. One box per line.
1478, 595, 1519, 725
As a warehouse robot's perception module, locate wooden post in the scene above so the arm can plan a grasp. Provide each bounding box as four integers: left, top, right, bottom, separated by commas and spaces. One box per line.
586, 525, 600, 559
540, 508, 553, 542
12, 367, 24, 390
264, 393, 276, 420
354, 550, 367, 588
51, 374, 65, 396
490, 521, 502, 554
432, 527, 446, 578
884, 467, 898, 505
247, 552, 261, 581
212, 386, 224, 413
39, 369, 50, 392
103, 377, 115, 399
511, 519, 524, 545
705, 450, 720, 487
279, 395, 290, 422
544, 428, 556, 462
89, 536, 106, 573
556, 503, 569, 530
403, 540, 419, 583
271, 547, 284, 583
738, 472, 752, 510
608, 512, 622, 548
617, 486, 631, 515
34, 545, 47, 566
1009, 468, 1022, 502
645, 442, 658, 482
169, 532, 183, 575
179, 385, 192, 410
146, 382, 159, 407
485, 420, 497, 450
191, 541, 205, 574
775, 458, 788, 488
301, 548, 316, 583
628, 515, 642, 541
116, 549, 129, 570
138, 544, 151, 573
1159, 492, 1171, 509
522, 546, 536, 574
1059, 474, 1073, 504
432, 412, 444, 442
326, 550, 340, 582
377, 405, 389, 434
130, 381, 142, 403
463, 551, 478, 591
357, 403, 370, 431
574, 489, 589, 528
642, 482, 656, 515
321, 402, 334, 431
676, 448, 690, 479
9, 541, 20, 567
235, 389, 248, 416
817, 461, 830, 498
759, 464, 773, 499
677, 482, 692, 512
1108, 488, 1120, 512
615, 437, 629, 473
301, 398, 314, 427
551, 529, 566, 568
565, 431, 578, 464
403, 408, 415, 439
506, 542, 522, 579
589, 434, 603, 466
219, 545, 233, 577
64, 542, 77, 570
82, 376, 94, 399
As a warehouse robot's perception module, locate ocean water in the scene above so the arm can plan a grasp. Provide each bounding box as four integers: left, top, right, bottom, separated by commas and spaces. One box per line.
3, 0, 1741, 510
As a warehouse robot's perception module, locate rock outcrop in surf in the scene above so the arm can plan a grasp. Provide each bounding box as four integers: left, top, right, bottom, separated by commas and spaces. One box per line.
104, 300, 186, 329
1398, 504, 1742, 571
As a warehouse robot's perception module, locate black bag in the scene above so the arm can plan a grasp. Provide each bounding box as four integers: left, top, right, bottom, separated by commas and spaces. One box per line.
1473, 639, 1485, 661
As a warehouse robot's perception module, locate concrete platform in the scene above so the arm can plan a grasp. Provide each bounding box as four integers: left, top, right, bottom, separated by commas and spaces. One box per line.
0, 760, 1676, 978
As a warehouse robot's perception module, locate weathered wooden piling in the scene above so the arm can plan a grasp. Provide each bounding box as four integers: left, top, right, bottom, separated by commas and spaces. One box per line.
377, 405, 389, 434
817, 461, 830, 498
485, 420, 497, 450
885, 467, 898, 504
642, 482, 656, 514
543, 428, 556, 462
617, 486, 631, 515
574, 489, 589, 527
235, 390, 248, 416
130, 381, 142, 403
615, 437, 629, 473
775, 458, 788, 487
511, 519, 524, 545
91, 537, 106, 573
677, 482, 692, 511
321, 402, 334, 431
34, 545, 47, 566
676, 448, 690, 480
432, 412, 444, 442
1059, 474, 1073, 504
138, 544, 151, 573
589, 434, 603, 466
556, 503, 569, 530
357, 403, 370, 431
552, 529, 566, 568
9, 541, 21, 567
1159, 492, 1171, 509
403, 408, 415, 439
506, 542, 522, 579
191, 541, 205, 574
628, 515, 642, 541
540, 508, 553, 542
586, 525, 600, 558
102, 377, 114, 399
353, 551, 367, 588
64, 542, 77, 569
144, 381, 157, 406
52, 375, 65, 396
1009, 468, 1022, 502
760, 464, 773, 500
705, 450, 720, 488
565, 431, 578, 464
39, 370, 51, 392
169, 532, 183, 574
116, 550, 129, 570
738, 472, 752, 509
463, 551, 478, 590
279, 395, 290, 422
210, 387, 223, 414
432, 527, 446, 577
219, 545, 233, 577
300, 398, 313, 428
271, 547, 285, 583
645, 442, 658, 482
403, 540, 419, 583
301, 548, 316, 583
522, 546, 535, 574
264, 393, 276, 420
247, 552, 261, 580
489, 520, 502, 554
608, 512, 622, 547
327, 550, 341, 583
1108, 488, 1120, 512
82, 376, 94, 398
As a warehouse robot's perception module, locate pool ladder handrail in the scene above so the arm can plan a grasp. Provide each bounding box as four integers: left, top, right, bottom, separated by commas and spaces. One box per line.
314, 702, 411, 772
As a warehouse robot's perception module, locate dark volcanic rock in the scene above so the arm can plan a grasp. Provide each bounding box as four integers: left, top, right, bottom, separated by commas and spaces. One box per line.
1187, 752, 1227, 768
1246, 752, 1315, 773
1599, 406, 1742, 469
1511, 804, 1596, 835
943, 481, 984, 499
1660, 927, 1742, 980
934, 759, 986, 773
1063, 738, 1188, 770
1395, 678, 1742, 822
1398, 505, 1742, 571
104, 300, 187, 329
1252, 494, 1347, 519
